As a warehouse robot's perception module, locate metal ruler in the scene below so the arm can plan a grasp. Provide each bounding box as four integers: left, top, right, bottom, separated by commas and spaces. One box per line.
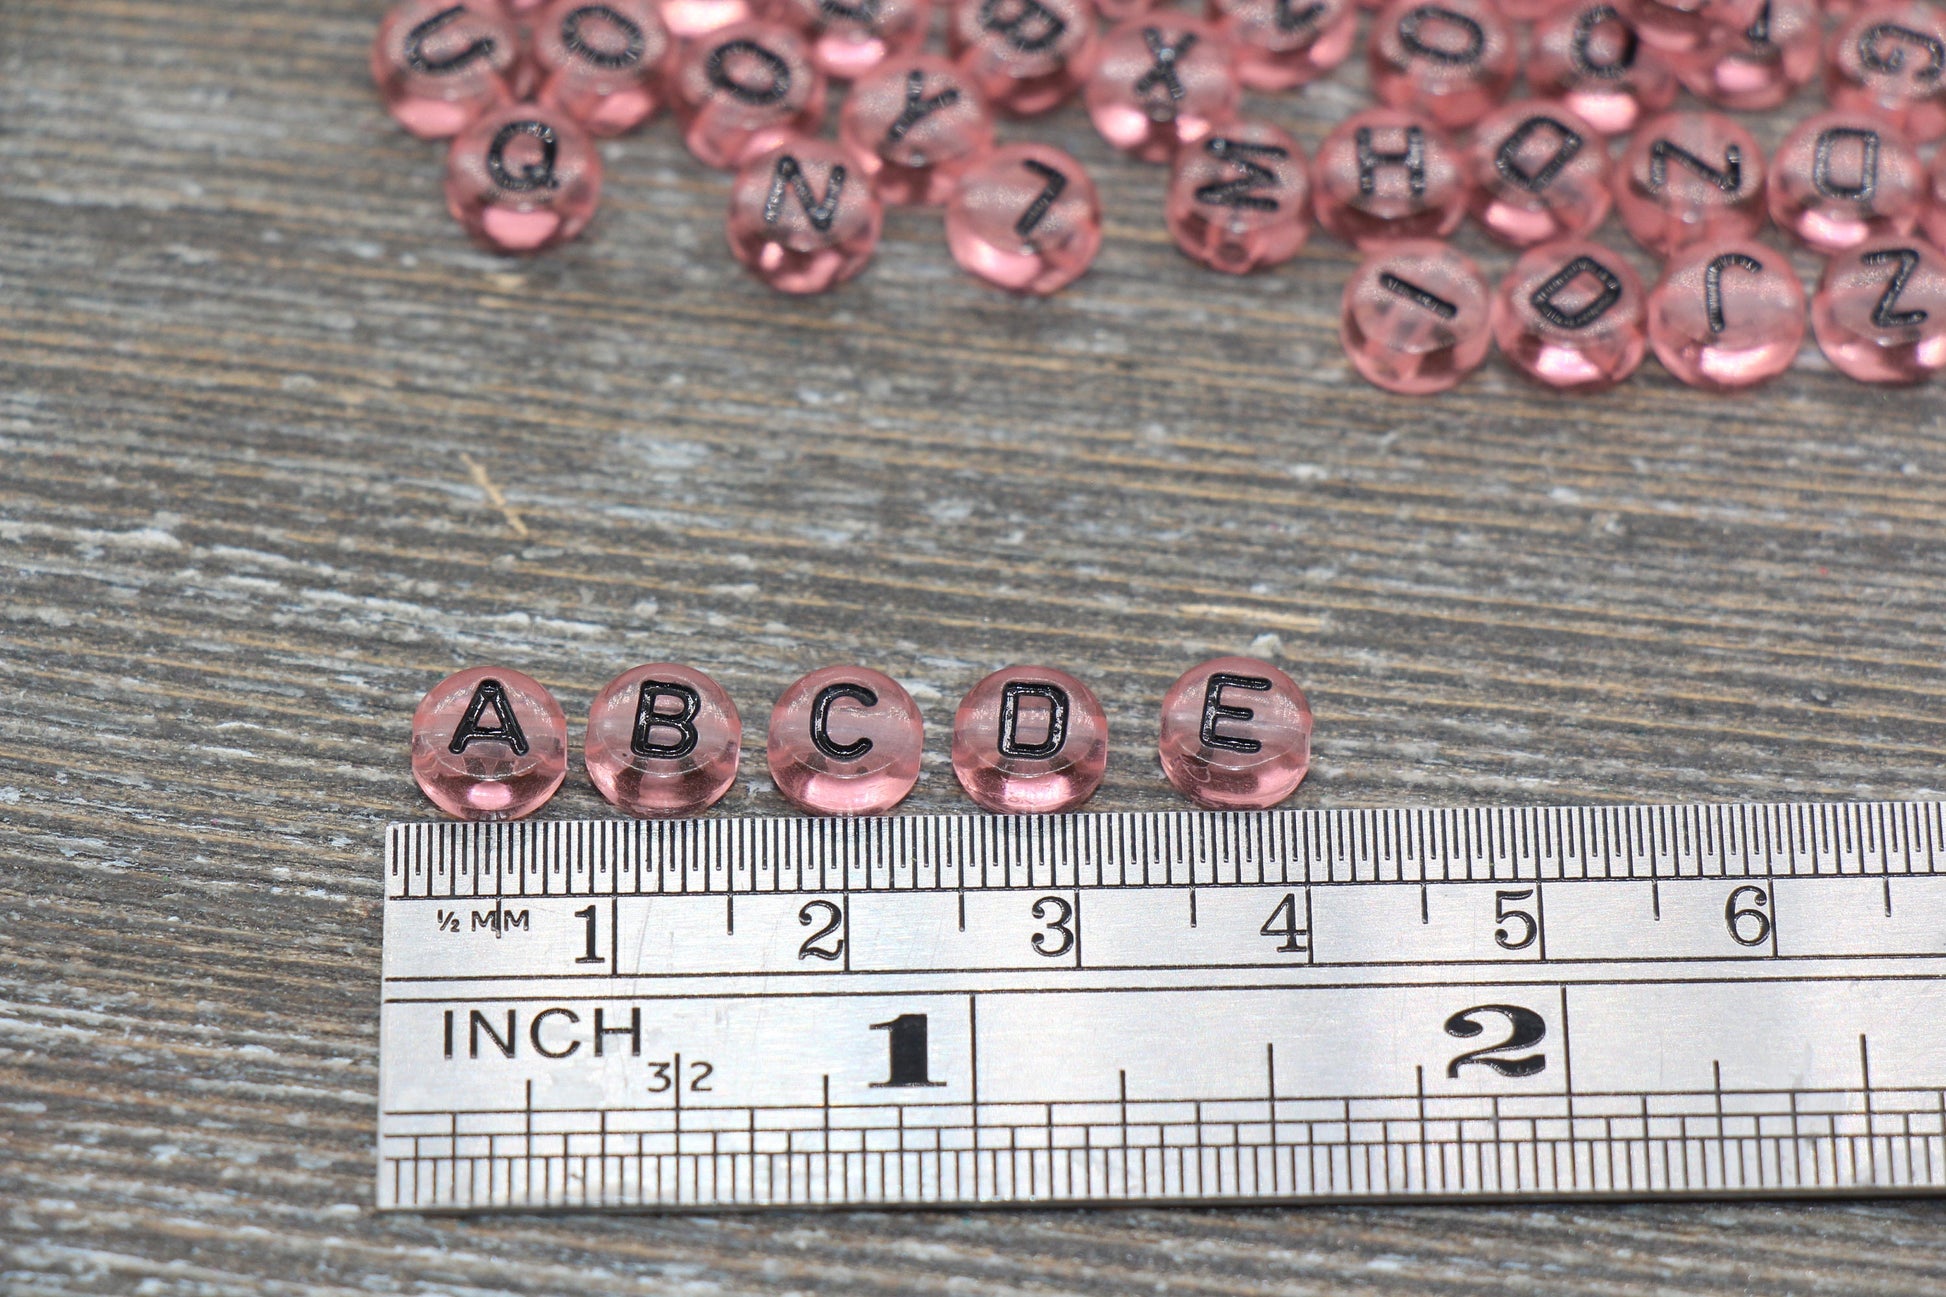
378, 801, 1946, 1211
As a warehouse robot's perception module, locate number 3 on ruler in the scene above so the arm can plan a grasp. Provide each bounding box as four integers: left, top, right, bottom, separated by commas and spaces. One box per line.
1031, 895, 1075, 957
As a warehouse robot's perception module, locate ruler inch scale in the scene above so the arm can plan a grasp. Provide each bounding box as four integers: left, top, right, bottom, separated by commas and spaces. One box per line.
379, 801, 1946, 1212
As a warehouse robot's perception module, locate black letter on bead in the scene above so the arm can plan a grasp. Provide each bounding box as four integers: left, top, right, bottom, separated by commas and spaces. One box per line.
978, 0, 1068, 54
486, 120, 562, 192
764, 155, 847, 232
707, 38, 792, 106
1646, 138, 1743, 194
448, 679, 531, 756
1201, 673, 1272, 754
1014, 158, 1068, 236
1744, 0, 1773, 44
632, 680, 703, 760
406, 5, 498, 73
561, 5, 647, 69
1355, 125, 1427, 198
885, 70, 961, 144
1194, 137, 1290, 212
1569, 4, 1636, 78
1529, 255, 1624, 329
1857, 23, 1946, 79
1274, 0, 1327, 31
1494, 115, 1584, 193
1134, 27, 1199, 102
810, 683, 879, 762
1379, 271, 1459, 319
1811, 127, 1881, 201
1702, 251, 1763, 335
1863, 248, 1929, 329
997, 681, 1070, 759
1398, 5, 1485, 66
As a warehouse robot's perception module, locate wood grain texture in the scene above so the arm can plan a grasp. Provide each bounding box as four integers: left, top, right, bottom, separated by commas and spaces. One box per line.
5, 1, 1946, 1291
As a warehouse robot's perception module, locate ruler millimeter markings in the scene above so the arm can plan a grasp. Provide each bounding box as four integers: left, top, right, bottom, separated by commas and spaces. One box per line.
379, 801, 1946, 1211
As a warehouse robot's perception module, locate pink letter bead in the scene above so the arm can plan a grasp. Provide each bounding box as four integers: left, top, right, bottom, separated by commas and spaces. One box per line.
1367, 0, 1518, 131
444, 105, 603, 253
1528, 3, 1676, 137
726, 137, 883, 292
585, 664, 743, 816
1340, 239, 1493, 393
1085, 18, 1239, 162
838, 54, 997, 205
531, 0, 672, 136
1827, 3, 1946, 143
1467, 102, 1613, 248
1622, 0, 1759, 54
945, 143, 1102, 292
372, 0, 522, 139
1164, 120, 1311, 273
769, 0, 932, 79
952, 666, 1109, 814
1672, 0, 1820, 109
767, 666, 924, 814
673, 21, 826, 168
1614, 111, 1768, 257
1811, 237, 1946, 383
1312, 108, 1468, 249
1925, 149, 1946, 250
948, 0, 1100, 117
411, 667, 568, 821
1767, 112, 1925, 253
1647, 237, 1806, 389
1491, 238, 1649, 391
1157, 657, 1312, 809
1208, 0, 1357, 91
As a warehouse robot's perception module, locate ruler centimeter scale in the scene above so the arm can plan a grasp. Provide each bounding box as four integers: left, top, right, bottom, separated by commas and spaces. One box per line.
379, 800, 1946, 1211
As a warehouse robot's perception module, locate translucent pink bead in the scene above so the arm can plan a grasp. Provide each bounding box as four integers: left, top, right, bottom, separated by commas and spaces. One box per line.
726, 137, 883, 292
945, 143, 1103, 292
1164, 120, 1311, 273
1766, 112, 1925, 254
1811, 237, 1946, 383
1622, 0, 1761, 53
531, 0, 672, 136
1312, 107, 1469, 249
585, 663, 743, 817
768, 0, 931, 79
1341, 239, 1493, 393
1467, 102, 1613, 247
1671, 0, 1820, 109
1084, 18, 1239, 162
662, 0, 757, 37
1157, 657, 1312, 809
411, 667, 568, 821
837, 54, 997, 205
1367, 0, 1518, 131
766, 666, 924, 815
1528, 2, 1677, 136
1207, 0, 1357, 91
1924, 150, 1946, 250
1647, 237, 1806, 389
948, 0, 1101, 117
444, 105, 603, 254
372, 0, 522, 139
951, 666, 1109, 814
672, 20, 826, 168
1614, 111, 1768, 258
1826, 2, 1946, 144
1491, 238, 1649, 391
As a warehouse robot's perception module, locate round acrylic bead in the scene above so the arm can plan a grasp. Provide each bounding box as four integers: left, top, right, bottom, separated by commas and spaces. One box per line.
372, 0, 522, 139
1672, 0, 1820, 109
444, 105, 603, 254
1491, 238, 1650, 392
410, 667, 568, 821
1825, 2, 1946, 144
769, 0, 932, 79
1340, 240, 1493, 394
1466, 102, 1614, 247
1811, 237, 1946, 383
948, 0, 1101, 117
1366, 0, 1518, 131
585, 663, 744, 817
1157, 657, 1312, 810
662, 0, 758, 38
1647, 237, 1807, 389
766, 666, 924, 815
1766, 112, 1925, 253
1207, 0, 1357, 90
530, 0, 672, 136
1924, 149, 1946, 250
1614, 111, 1768, 258
1622, 0, 1761, 53
1085, 17, 1239, 162
838, 54, 997, 206
672, 20, 827, 169
1528, 2, 1677, 137
726, 137, 883, 293
1164, 120, 1311, 274
945, 143, 1103, 293
1311, 108, 1469, 249
951, 666, 1109, 814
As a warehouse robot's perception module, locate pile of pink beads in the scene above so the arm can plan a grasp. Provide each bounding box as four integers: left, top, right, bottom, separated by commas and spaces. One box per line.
373, 0, 1946, 389
409, 658, 1313, 819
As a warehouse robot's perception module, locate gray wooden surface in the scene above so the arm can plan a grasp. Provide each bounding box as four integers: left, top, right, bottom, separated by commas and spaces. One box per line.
6, 0, 1946, 1292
